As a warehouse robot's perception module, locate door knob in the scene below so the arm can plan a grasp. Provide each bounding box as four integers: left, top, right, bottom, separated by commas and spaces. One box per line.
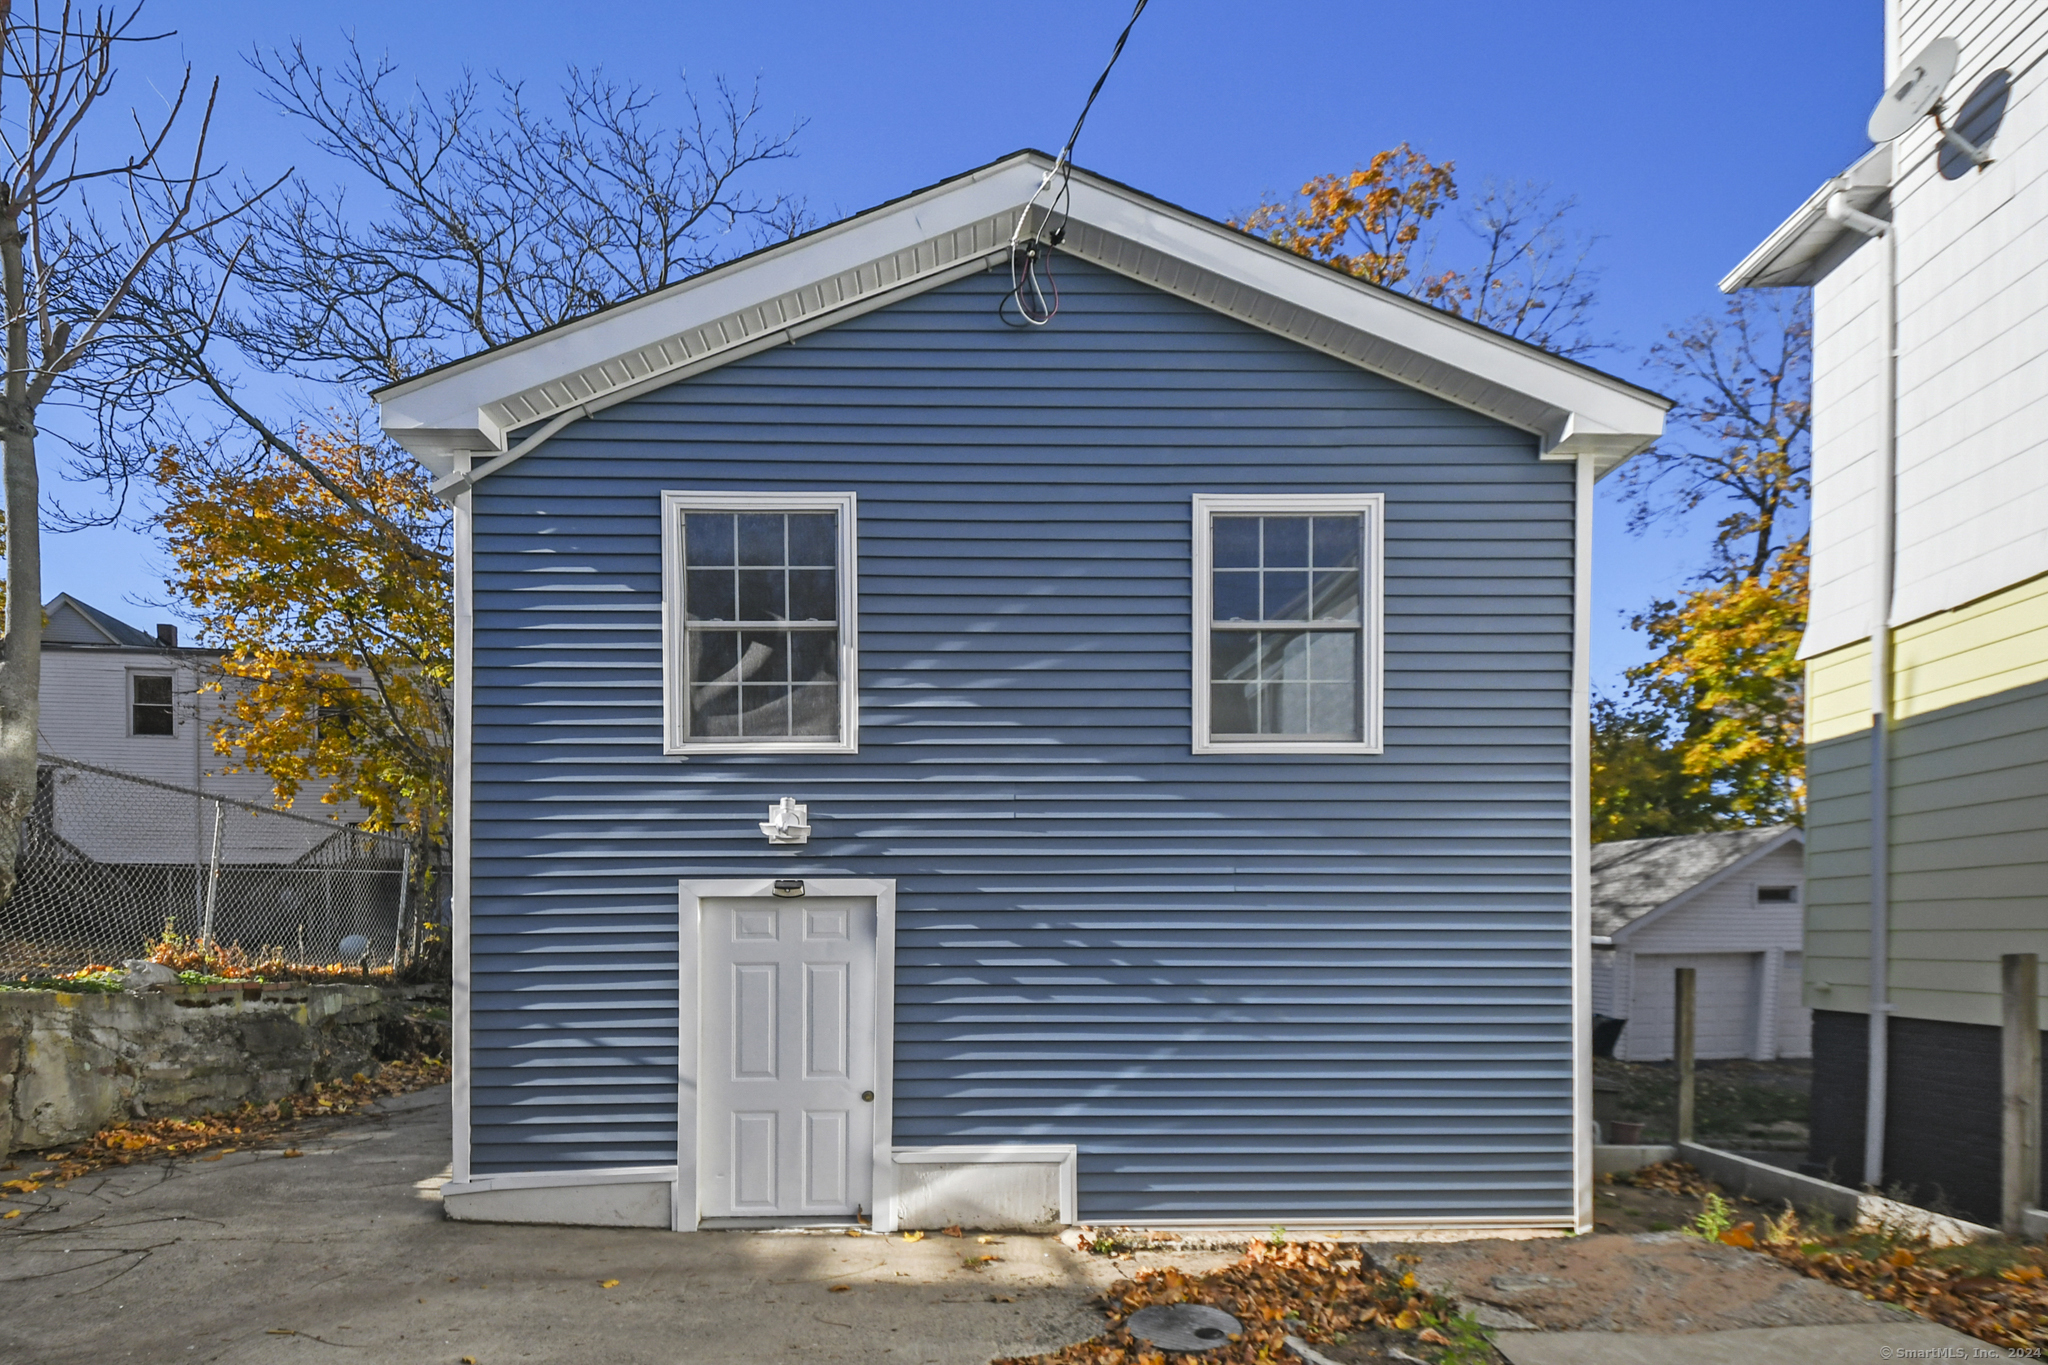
861, 1091, 874, 1102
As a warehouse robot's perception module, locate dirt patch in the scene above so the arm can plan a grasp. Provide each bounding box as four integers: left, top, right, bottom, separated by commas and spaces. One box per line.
1398, 1228, 1911, 1335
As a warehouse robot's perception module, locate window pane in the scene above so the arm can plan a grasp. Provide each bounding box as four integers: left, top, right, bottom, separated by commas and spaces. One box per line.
1260, 681, 1310, 734
1213, 516, 1260, 568
1312, 515, 1360, 568
790, 631, 838, 684
1212, 570, 1259, 622
1311, 570, 1360, 621
1307, 629, 1358, 683
787, 513, 837, 567
1308, 681, 1357, 737
134, 675, 173, 706
790, 684, 838, 737
1210, 629, 1259, 681
1258, 629, 1310, 683
1210, 681, 1258, 735
739, 684, 791, 736
690, 683, 740, 736
1262, 571, 1312, 622
1263, 517, 1309, 567
686, 569, 737, 622
738, 568, 787, 621
738, 513, 785, 566
739, 630, 790, 683
686, 512, 735, 567
788, 568, 836, 622
688, 630, 741, 685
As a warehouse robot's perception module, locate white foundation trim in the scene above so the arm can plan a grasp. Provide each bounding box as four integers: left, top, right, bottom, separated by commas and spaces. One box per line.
441, 1164, 679, 1196
678, 878, 898, 1234
894, 1144, 1078, 1226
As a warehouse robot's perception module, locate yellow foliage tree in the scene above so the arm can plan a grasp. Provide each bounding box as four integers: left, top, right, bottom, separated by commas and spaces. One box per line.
154, 424, 451, 858
1234, 144, 1460, 290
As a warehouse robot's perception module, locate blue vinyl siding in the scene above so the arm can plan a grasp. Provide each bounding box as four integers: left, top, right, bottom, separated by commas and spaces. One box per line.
468, 255, 1576, 1221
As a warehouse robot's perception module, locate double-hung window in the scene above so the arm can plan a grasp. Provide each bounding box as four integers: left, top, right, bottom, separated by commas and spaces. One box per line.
661, 491, 858, 754
1192, 494, 1383, 754
131, 673, 175, 736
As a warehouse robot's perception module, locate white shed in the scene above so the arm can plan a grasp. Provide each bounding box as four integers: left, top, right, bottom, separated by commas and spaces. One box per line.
1591, 826, 1809, 1062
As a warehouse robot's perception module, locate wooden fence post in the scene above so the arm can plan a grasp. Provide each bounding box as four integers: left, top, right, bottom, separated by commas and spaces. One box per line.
1674, 966, 1697, 1144
2002, 953, 2040, 1234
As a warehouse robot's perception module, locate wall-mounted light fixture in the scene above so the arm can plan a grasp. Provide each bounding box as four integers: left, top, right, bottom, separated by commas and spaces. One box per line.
760, 797, 810, 845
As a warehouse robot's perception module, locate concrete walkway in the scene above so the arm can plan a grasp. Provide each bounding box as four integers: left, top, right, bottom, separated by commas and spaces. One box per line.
1497, 1321, 1989, 1364
0, 1087, 2003, 1365
0, 1086, 1105, 1364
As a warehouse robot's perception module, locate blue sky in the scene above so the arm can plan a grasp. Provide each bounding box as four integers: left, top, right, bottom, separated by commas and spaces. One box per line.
53, 0, 1881, 691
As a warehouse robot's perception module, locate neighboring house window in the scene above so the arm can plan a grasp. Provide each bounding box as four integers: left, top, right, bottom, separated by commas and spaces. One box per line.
131, 674, 174, 736
1757, 885, 1800, 904
1192, 494, 1383, 754
660, 491, 858, 754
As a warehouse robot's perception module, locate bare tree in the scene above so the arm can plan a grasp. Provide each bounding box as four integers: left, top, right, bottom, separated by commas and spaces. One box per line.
1617, 290, 1813, 580
1419, 179, 1607, 358
96, 37, 808, 568
0, 0, 269, 903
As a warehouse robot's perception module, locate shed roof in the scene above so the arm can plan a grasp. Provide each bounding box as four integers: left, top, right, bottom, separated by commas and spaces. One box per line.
377, 150, 1669, 494
1591, 825, 1804, 938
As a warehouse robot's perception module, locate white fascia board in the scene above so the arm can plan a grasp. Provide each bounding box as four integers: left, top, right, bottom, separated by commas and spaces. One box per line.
377, 157, 1048, 468
1060, 177, 1666, 465
379, 151, 1668, 481
1720, 144, 1892, 292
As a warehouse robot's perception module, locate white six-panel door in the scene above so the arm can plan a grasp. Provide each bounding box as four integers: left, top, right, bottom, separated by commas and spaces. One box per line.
698, 896, 876, 1222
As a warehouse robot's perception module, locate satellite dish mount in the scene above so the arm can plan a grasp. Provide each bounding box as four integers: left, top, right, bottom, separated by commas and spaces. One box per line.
1867, 36, 1992, 168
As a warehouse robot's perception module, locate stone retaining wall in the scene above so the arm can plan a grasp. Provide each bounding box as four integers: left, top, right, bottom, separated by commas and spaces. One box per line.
0, 982, 449, 1156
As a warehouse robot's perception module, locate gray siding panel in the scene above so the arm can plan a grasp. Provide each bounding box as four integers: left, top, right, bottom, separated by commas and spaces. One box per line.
468, 257, 1576, 1220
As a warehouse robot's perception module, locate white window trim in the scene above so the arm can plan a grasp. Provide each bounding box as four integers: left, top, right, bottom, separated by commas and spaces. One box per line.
660, 490, 859, 755
1191, 492, 1385, 756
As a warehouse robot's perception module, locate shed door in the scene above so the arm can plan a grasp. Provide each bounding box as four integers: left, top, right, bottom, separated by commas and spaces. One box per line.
1625, 953, 1761, 1061
699, 896, 876, 1223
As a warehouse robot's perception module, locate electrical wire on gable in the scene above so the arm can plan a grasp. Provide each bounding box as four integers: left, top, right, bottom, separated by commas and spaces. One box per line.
999, 0, 1151, 327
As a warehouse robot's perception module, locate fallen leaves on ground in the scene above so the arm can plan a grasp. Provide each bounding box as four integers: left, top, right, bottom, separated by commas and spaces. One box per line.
941, 1225, 964, 1238
992, 1239, 1498, 1365
1609, 1160, 1717, 1198
827, 1284, 851, 1292
901, 1230, 926, 1243
599, 1280, 620, 1289
1765, 1232, 2048, 1350
12, 1057, 448, 1183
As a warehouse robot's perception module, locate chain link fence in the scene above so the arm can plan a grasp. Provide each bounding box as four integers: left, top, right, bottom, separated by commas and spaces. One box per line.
1, 756, 419, 976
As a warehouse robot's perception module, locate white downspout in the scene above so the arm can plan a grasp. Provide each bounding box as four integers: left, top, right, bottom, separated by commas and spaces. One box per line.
1864, 209, 1898, 1191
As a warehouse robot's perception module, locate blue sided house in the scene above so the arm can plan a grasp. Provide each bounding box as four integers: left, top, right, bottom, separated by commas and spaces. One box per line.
375, 152, 1669, 1235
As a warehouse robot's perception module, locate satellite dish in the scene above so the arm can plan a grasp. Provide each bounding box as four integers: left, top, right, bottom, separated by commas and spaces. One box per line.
1869, 37, 1958, 141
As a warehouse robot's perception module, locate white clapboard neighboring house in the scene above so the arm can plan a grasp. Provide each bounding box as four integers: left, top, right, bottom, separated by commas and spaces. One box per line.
37, 594, 359, 863
1591, 826, 1810, 1062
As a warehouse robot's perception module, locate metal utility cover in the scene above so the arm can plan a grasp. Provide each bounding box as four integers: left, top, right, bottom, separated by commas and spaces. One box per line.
1126, 1303, 1242, 1351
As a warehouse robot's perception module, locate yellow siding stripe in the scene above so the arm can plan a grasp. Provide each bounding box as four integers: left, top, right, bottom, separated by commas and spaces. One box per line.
1805, 571, 2048, 742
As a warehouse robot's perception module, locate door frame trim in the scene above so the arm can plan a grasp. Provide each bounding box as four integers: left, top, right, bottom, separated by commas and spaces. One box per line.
678, 877, 897, 1233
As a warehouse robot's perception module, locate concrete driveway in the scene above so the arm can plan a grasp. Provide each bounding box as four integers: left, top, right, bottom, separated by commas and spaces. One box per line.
0, 1086, 1107, 1365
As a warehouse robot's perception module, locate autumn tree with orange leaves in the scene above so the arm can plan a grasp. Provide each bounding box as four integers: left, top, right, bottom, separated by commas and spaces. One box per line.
154, 423, 451, 863
1597, 292, 1812, 839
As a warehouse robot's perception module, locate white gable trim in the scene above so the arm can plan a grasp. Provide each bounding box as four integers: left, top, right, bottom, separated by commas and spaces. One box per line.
378, 153, 1668, 491
1719, 144, 1892, 292
1609, 828, 1807, 947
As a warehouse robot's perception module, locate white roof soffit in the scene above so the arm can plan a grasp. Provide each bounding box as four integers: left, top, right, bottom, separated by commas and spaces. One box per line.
1720, 144, 1892, 292
376, 152, 1670, 486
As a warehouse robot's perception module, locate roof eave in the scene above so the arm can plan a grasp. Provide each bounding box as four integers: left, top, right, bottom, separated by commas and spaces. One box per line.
1720, 144, 1892, 292
378, 152, 1670, 485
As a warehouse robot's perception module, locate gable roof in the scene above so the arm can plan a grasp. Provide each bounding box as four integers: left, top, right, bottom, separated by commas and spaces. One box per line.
43, 594, 162, 648
376, 150, 1670, 494
1591, 825, 1804, 939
